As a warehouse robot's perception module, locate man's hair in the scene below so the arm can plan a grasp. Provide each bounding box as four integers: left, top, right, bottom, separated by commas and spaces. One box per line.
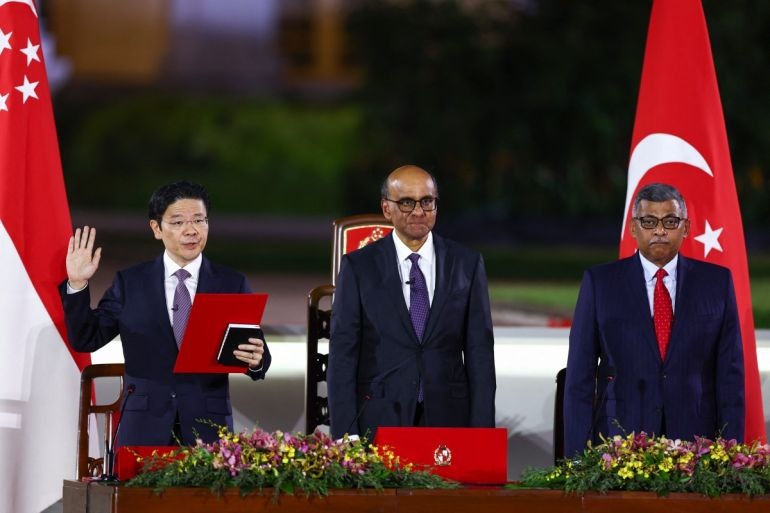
148, 180, 211, 222
379, 167, 440, 199
632, 183, 687, 218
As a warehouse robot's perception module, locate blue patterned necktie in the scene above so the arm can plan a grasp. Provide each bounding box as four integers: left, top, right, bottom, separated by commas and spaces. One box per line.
408, 253, 430, 342
172, 268, 192, 347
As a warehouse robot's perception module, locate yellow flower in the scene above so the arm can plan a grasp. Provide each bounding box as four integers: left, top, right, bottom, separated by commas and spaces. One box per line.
618, 466, 634, 479
710, 444, 729, 463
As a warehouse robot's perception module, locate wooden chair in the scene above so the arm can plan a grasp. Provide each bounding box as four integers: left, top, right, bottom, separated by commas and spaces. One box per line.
305, 214, 393, 433
553, 367, 566, 464
76, 363, 125, 480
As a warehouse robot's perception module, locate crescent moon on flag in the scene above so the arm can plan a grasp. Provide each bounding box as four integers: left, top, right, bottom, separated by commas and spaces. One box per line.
621, 132, 713, 238
0, 0, 37, 17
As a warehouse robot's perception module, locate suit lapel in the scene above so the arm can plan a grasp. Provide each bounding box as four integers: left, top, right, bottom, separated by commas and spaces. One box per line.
196, 256, 214, 292
627, 253, 661, 362
666, 254, 689, 361
376, 235, 417, 342
148, 255, 176, 346
422, 234, 451, 343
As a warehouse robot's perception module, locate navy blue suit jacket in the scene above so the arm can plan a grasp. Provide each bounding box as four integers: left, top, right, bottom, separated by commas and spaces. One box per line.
564, 253, 744, 457
327, 233, 496, 440
60, 255, 271, 446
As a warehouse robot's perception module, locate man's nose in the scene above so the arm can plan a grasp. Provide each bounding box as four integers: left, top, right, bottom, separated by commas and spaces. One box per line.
183, 222, 200, 234
411, 203, 426, 215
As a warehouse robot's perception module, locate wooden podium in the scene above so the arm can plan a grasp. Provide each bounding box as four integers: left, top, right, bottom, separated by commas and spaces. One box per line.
62, 480, 770, 513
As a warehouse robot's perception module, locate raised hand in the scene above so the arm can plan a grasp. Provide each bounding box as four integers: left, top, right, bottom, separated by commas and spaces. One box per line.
66, 226, 102, 289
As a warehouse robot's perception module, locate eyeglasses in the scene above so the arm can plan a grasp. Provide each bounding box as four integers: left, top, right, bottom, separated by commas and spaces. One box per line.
634, 216, 684, 230
162, 217, 209, 230
385, 196, 438, 213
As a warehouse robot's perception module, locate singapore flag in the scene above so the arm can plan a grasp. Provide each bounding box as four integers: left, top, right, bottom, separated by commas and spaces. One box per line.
0, 2, 90, 512
620, 0, 764, 442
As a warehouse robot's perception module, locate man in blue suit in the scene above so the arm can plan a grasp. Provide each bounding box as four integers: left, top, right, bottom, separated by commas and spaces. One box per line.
564, 183, 744, 457
60, 181, 271, 446
328, 165, 496, 440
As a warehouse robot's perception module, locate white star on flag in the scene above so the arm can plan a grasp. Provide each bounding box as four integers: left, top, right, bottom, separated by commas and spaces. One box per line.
14, 74, 37, 103
0, 91, 8, 112
0, 28, 10, 55
694, 219, 724, 258
19, 36, 38, 65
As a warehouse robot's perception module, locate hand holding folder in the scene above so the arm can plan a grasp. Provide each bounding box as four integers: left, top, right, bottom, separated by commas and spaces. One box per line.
217, 324, 265, 367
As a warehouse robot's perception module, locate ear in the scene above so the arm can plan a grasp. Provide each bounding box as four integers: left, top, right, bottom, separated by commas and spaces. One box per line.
381, 199, 392, 221
628, 216, 639, 240
150, 219, 163, 240
682, 218, 690, 237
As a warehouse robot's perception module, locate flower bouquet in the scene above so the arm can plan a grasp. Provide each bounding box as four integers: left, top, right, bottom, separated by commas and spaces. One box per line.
519, 432, 770, 497
126, 424, 456, 497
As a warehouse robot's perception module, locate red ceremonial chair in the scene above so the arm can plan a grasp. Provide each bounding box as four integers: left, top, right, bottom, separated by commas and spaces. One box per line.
76, 363, 125, 480
305, 214, 393, 434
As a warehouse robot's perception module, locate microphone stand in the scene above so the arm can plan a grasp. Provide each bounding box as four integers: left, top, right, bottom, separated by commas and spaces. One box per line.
97, 384, 135, 482
587, 367, 616, 447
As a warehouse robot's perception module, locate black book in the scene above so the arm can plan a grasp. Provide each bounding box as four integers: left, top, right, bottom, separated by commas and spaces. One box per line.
216, 323, 263, 367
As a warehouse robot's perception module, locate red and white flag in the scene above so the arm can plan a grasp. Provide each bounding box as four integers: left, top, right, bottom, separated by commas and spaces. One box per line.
620, 0, 765, 442
0, 1, 90, 511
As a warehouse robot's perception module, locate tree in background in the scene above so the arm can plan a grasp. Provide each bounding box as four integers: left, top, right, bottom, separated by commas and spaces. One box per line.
345, 0, 770, 227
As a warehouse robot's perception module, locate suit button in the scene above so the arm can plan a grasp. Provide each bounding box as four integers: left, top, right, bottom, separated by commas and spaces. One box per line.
170, 392, 177, 399
662, 374, 667, 379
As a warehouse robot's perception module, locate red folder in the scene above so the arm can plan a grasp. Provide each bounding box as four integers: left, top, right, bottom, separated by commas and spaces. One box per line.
374, 427, 508, 484
117, 446, 179, 481
173, 293, 268, 373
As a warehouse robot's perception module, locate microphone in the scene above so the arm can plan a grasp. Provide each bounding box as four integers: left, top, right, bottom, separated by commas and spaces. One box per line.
171, 304, 179, 312
345, 394, 372, 436
587, 366, 616, 447
340, 357, 416, 438
405, 280, 412, 285
98, 383, 136, 482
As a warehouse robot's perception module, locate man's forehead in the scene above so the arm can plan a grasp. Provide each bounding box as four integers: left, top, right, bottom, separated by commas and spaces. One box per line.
637, 199, 681, 214
389, 177, 435, 195
164, 199, 207, 217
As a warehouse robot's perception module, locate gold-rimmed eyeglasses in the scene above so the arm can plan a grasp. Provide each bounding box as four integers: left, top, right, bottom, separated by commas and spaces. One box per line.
162, 217, 209, 230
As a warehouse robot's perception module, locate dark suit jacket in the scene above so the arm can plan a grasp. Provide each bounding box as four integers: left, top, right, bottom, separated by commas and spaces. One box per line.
564, 253, 744, 457
327, 233, 496, 440
59, 255, 271, 446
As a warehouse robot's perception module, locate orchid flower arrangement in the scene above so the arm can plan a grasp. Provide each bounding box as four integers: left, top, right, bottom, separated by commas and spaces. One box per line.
126, 425, 454, 496
521, 431, 770, 497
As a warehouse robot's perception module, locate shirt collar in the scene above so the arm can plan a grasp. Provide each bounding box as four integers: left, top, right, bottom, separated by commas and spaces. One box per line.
392, 231, 434, 264
163, 251, 203, 280
638, 251, 678, 283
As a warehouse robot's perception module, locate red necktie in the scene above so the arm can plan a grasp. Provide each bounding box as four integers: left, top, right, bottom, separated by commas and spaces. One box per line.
653, 268, 673, 360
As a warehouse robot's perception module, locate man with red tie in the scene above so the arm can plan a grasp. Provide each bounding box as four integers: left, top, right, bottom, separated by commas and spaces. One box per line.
564, 183, 744, 457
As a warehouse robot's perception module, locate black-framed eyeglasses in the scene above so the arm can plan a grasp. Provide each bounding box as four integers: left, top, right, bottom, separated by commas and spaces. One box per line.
385, 196, 438, 213
634, 216, 684, 230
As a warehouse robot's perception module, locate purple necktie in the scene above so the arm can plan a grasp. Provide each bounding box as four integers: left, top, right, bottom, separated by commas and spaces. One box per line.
408, 253, 429, 404
172, 268, 192, 347
408, 253, 430, 341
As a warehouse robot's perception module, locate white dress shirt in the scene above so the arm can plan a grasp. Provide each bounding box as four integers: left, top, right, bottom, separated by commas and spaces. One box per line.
638, 252, 678, 315
392, 231, 436, 307
163, 251, 202, 324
